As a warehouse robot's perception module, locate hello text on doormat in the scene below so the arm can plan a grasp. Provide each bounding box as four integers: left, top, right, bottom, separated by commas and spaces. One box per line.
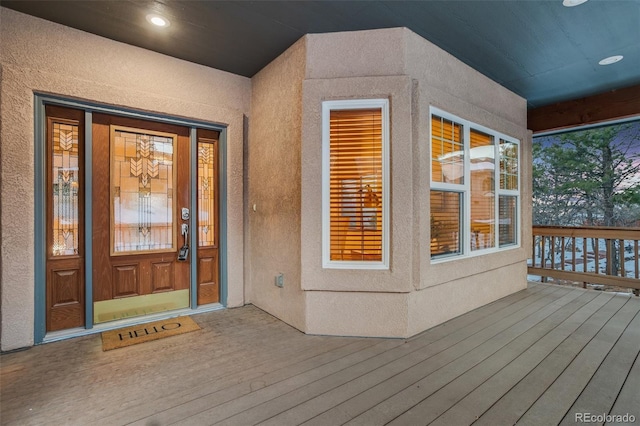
101, 316, 200, 351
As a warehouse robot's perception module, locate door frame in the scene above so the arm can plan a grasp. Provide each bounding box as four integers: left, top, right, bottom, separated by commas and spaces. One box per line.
34, 94, 228, 344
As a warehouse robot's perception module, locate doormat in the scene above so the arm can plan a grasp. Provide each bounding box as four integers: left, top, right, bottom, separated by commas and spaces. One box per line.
101, 316, 200, 351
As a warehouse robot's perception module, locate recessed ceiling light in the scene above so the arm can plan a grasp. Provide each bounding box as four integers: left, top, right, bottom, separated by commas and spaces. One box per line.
146, 14, 170, 28
563, 0, 588, 6
599, 55, 624, 65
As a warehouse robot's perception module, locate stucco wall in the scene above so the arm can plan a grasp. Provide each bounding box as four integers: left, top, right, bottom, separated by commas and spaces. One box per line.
406, 30, 530, 295
0, 8, 250, 351
246, 37, 307, 331
301, 75, 415, 293
408, 261, 528, 336
300, 27, 530, 338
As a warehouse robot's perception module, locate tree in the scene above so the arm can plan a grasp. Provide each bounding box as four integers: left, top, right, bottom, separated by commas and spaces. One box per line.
533, 122, 640, 277
533, 123, 640, 227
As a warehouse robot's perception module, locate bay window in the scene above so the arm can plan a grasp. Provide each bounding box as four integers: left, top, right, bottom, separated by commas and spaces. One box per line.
430, 108, 520, 260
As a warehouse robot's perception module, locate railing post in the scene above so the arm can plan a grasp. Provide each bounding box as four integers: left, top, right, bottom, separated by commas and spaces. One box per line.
606, 238, 613, 276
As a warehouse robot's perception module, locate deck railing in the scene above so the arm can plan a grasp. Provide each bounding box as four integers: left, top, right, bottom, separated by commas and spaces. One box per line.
528, 225, 640, 292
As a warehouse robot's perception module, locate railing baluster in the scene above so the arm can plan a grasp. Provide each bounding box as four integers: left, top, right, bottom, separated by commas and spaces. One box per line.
583, 237, 587, 274
541, 236, 546, 269
635, 240, 639, 279
561, 236, 565, 271
595, 238, 600, 274
606, 239, 613, 276
551, 236, 555, 270
620, 239, 625, 277
572, 237, 576, 272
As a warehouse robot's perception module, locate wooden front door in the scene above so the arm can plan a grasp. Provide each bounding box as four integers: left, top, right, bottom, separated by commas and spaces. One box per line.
44, 107, 222, 331
91, 114, 191, 323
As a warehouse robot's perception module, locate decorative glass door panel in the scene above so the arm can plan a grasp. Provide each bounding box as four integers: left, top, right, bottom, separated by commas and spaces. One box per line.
110, 126, 177, 255
198, 140, 216, 247
92, 114, 190, 323
196, 129, 220, 305
45, 105, 85, 331
52, 121, 81, 256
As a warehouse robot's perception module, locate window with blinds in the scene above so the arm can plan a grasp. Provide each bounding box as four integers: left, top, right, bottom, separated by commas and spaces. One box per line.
498, 139, 519, 246
430, 107, 520, 260
322, 99, 389, 269
470, 128, 495, 251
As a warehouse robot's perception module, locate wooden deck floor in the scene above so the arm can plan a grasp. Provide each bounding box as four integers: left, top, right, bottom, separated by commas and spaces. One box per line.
1, 282, 639, 425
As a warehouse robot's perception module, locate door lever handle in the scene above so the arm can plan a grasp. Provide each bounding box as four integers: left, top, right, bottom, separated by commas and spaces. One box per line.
178, 224, 189, 261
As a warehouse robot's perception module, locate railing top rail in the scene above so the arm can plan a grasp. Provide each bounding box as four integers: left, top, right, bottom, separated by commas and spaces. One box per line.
532, 225, 640, 239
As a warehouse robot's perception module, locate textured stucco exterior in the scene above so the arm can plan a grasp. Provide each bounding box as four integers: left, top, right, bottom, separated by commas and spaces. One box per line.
2, 9, 532, 349
301, 75, 415, 293
0, 8, 250, 351
299, 27, 530, 338
246, 37, 307, 331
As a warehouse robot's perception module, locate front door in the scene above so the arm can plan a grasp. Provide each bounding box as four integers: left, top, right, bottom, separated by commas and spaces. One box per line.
44, 106, 222, 331
91, 113, 191, 323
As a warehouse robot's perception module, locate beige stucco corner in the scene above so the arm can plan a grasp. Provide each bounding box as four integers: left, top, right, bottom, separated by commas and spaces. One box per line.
306, 290, 410, 338
297, 27, 530, 338
408, 261, 528, 337
246, 36, 308, 331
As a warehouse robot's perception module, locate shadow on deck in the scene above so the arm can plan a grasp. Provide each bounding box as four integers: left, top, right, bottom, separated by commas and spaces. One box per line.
1, 282, 639, 425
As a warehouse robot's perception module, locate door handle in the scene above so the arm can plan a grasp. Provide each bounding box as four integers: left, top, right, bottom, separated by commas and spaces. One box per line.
178, 224, 189, 261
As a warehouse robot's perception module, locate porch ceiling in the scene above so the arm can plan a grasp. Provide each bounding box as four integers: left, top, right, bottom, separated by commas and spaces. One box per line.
3, 0, 639, 109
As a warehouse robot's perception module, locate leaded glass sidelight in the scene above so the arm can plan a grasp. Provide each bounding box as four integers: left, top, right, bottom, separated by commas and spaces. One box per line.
111, 126, 177, 255
198, 139, 217, 247
51, 121, 80, 256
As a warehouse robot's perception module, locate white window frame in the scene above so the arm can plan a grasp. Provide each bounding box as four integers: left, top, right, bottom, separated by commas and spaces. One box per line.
430, 106, 521, 262
322, 99, 390, 269
497, 138, 521, 248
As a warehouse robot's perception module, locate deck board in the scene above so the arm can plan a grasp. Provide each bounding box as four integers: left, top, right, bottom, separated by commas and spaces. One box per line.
606, 343, 640, 425
391, 290, 599, 426
517, 297, 639, 425
209, 287, 568, 426
429, 290, 607, 425
1, 282, 638, 426
560, 303, 640, 425
474, 292, 634, 426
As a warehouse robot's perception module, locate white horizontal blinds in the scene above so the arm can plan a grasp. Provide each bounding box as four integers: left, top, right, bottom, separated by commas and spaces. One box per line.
470, 129, 495, 251
499, 195, 517, 245
430, 107, 521, 260
431, 115, 463, 184
329, 108, 383, 262
431, 191, 463, 257
499, 138, 519, 246
431, 114, 464, 259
